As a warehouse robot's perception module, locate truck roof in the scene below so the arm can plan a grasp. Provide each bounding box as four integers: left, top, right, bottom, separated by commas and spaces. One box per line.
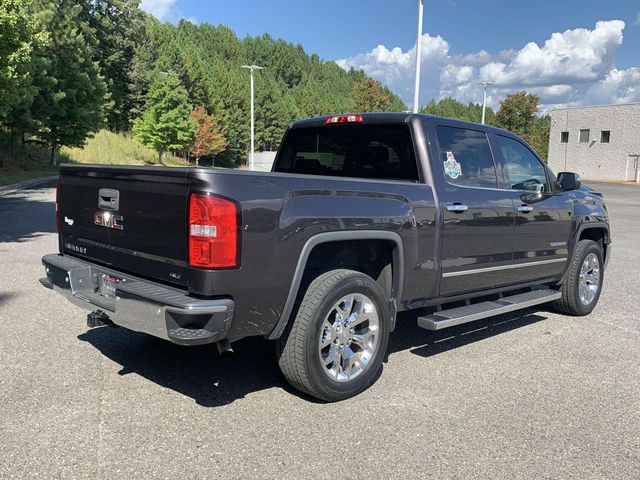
290, 112, 513, 137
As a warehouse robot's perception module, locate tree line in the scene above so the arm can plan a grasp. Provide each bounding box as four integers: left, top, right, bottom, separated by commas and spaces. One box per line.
0, 0, 405, 167
0, 0, 551, 169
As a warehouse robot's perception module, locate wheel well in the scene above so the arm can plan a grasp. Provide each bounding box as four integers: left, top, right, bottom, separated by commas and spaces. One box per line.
579, 227, 608, 258
303, 239, 397, 300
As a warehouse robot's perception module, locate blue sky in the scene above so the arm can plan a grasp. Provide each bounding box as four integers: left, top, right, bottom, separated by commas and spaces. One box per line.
140, 0, 640, 110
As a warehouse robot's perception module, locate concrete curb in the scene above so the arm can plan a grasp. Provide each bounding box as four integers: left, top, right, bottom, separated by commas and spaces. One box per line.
0, 175, 58, 196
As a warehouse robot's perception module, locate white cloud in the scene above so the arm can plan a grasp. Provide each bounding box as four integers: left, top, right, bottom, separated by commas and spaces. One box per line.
583, 68, 640, 104
140, 0, 177, 20
440, 65, 474, 88
479, 21, 624, 87
336, 20, 640, 112
634, 13, 640, 26
336, 34, 449, 105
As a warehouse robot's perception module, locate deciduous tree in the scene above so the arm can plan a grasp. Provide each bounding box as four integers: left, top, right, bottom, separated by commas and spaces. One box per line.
496, 91, 540, 136
133, 74, 196, 163
496, 92, 549, 158
0, 0, 43, 119
189, 105, 227, 166
352, 79, 391, 112
421, 97, 496, 125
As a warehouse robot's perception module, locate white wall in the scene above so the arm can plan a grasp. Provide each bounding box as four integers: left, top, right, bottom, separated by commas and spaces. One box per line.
251, 151, 277, 172
548, 103, 640, 181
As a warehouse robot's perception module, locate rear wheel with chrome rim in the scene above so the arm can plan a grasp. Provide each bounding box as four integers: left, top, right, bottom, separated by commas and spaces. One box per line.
276, 269, 390, 402
554, 239, 604, 316
319, 293, 380, 383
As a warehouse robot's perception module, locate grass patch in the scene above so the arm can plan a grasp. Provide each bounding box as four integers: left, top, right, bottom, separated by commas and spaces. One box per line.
0, 168, 58, 187
62, 130, 188, 167
0, 130, 193, 187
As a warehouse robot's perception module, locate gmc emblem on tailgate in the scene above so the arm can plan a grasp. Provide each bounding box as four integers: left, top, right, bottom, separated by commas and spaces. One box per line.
94, 211, 124, 230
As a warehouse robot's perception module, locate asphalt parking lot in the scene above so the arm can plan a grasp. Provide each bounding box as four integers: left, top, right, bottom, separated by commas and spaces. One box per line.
0, 180, 638, 479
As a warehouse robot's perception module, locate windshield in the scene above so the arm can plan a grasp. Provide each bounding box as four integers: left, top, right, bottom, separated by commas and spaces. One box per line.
273, 124, 419, 182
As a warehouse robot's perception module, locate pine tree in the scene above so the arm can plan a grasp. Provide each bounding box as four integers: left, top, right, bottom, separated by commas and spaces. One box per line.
255, 76, 299, 151
29, 0, 108, 165
133, 74, 196, 163
85, 0, 145, 131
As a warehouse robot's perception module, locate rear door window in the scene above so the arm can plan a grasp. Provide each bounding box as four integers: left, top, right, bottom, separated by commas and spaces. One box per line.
435, 126, 498, 188
273, 124, 419, 181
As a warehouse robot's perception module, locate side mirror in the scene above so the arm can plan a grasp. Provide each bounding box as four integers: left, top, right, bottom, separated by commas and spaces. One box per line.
557, 172, 581, 191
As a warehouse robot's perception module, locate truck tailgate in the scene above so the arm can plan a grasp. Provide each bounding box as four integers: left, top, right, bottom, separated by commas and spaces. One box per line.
58, 166, 190, 288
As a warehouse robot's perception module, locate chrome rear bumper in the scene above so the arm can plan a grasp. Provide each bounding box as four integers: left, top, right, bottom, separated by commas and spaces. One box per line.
41, 254, 233, 346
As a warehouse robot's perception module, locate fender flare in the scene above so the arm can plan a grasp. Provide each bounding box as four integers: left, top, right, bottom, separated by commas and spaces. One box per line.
575, 221, 610, 241
266, 230, 405, 340
566, 221, 611, 275
574, 222, 611, 250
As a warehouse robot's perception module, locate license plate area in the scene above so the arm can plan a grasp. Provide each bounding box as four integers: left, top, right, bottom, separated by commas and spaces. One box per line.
97, 274, 120, 300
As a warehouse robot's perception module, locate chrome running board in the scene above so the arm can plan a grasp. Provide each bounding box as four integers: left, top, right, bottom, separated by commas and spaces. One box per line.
417, 289, 561, 331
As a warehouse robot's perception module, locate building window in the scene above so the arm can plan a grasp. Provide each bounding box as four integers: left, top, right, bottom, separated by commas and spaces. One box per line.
601, 130, 611, 143
560, 131, 569, 143
579, 129, 590, 143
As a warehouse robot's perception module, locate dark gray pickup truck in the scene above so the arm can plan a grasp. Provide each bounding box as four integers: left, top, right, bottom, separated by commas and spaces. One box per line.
41, 113, 610, 401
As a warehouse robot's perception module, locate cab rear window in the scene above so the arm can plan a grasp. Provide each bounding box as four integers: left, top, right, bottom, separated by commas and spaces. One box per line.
273, 124, 419, 182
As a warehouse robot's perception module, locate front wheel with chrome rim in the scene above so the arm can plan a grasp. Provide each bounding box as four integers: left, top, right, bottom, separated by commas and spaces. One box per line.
276, 269, 390, 402
554, 239, 604, 316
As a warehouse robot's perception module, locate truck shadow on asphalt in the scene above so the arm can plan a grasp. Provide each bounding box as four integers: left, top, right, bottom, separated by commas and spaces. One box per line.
390, 309, 548, 359
78, 308, 548, 407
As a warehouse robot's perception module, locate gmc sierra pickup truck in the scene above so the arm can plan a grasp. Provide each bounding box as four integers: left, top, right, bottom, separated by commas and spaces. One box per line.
41, 113, 610, 402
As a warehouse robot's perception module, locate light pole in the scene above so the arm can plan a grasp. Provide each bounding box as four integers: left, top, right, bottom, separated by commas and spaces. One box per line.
476, 81, 494, 124
412, 0, 424, 114
241, 65, 264, 171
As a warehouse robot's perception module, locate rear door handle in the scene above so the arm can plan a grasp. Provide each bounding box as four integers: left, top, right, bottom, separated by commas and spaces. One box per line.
447, 203, 469, 213
516, 204, 533, 213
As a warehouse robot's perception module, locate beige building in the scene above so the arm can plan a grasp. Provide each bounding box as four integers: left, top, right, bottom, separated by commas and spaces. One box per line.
548, 103, 640, 182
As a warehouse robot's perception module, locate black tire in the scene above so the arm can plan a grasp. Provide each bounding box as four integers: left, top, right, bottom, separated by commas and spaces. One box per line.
276, 269, 390, 402
553, 239, 604, 316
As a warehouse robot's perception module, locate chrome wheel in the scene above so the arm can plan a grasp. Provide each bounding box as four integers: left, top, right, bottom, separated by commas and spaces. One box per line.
318, 293, 380, 382
579, 252, 601, 306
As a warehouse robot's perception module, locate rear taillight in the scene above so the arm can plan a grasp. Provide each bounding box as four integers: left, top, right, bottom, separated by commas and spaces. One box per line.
55, 177, 61, 233
188, 193, 239, 268
325, 114, 363, 124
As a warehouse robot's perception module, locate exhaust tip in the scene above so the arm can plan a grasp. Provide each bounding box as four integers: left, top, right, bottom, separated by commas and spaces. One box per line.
216, 339, 234, 359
